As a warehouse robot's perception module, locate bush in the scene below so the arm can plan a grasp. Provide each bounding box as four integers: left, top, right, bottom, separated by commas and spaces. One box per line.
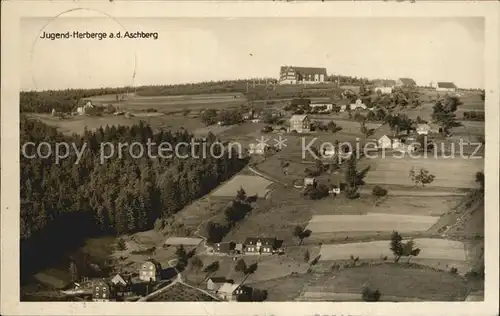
450, 267, 458, 274
372, 186, 388, 197
362, 287, 381, 302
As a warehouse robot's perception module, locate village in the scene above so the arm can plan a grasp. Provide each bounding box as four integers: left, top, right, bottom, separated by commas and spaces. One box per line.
23, 64, 485, 303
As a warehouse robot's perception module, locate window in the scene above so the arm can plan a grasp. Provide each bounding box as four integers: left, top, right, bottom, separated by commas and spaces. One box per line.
95, 293, 99, 298
96, 287, 99, 291
102, 293, 106, 298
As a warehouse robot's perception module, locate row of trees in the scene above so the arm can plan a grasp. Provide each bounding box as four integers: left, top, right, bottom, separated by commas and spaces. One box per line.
20, 117, 247, 281
432, 96, 462, 135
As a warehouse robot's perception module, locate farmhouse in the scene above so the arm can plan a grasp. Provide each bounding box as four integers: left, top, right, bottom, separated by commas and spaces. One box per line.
304, 177, 317, 187
92, 279, 116, 302
310, 102, 333, 112
350, 99, 367, 111
207, 277, 233, 292
416, 123, 441, 135
289, 115, 311, 133
244, 237, 279, 254
111, 273, 133, 297
279, 66, 327, 84
248, 143, 269, 155
217, 283, 252, 301
76, 100, 94, 115
234, 243, 244, 254
139, 258, 162, 282
396, 78, 417, 87
214, 241, 236, 254
436, 82, 457, 92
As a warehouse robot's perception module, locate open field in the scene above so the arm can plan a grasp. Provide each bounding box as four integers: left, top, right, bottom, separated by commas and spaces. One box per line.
313, 195, 460, 216
304, 263, 469, 301
362, 156, 483, 189
306, 214, 439, 234
210, 175, 273, 198
318, 238, 466, 262
88, 92, 248, 113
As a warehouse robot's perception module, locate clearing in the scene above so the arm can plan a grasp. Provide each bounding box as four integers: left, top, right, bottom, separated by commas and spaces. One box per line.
210, 175, 273, 198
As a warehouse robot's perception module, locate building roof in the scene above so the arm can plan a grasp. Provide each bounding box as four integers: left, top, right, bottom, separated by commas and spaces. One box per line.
218, 282, 241, 294
373, 79, 396, 87
290, 115, 309, 122
111, 274, 129, 286
398, 78, 417, 86
280, 66, 327, 76
244, 237, 277, 246
437, 82, 456, 89
208, 277, 233, 284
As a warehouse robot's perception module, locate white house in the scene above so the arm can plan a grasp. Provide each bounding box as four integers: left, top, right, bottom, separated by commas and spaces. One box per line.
374, 86, 393, 94
77, 100, 94, 115
350, 99, 367, 111
377, 135, 404, 150
217, 283, 250, 301
436, 82, 457, 92
248, 143, 269, 155
289, 115, 311, 133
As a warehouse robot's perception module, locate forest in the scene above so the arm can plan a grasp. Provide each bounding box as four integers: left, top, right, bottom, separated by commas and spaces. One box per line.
20, 116, 247, 282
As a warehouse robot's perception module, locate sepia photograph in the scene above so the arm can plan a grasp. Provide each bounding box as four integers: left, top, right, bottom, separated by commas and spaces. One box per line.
2, 1, 499, 316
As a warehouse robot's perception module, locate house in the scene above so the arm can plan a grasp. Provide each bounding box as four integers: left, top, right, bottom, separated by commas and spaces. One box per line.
373, 79, 396, 88
92, 279, 115, 302
374, 86, 393, 94
76, 100, 95, 115
416, 123, 441, 135
217, 283, 252, 301
322, 146, 336, 158
350, 99, 367, 111
139, 258, 162, 282
304, 177, 317, 187
396, 78, 417, 87
289, 115, 311, 133
250, 118, 261, 123
377, 135, 403, 150
111, 273, 132, 297
244, 237, 278, 254
310, 102, 333, 112
234, 243, 244, 254
328, 185, 341, 195
279, 66, 327, 84
436, 82, 457, 92
214, 241, 236, 254
207, 277, 233, 292
248, 143, 269, 155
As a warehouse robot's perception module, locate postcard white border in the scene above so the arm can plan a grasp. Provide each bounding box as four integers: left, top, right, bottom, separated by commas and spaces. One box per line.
2, 1, 499, 316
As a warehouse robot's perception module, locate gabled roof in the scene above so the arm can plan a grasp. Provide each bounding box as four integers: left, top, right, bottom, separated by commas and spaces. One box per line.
244, 237, 277, 246
290, 115, 309, 122
437, 82, 456, 89
143, 258, 162, 270
373, 79, 396, 87
280, 66, 327, 76
398, 78, 417, 86
208, 277, 233, 284
111, 274, 128, 286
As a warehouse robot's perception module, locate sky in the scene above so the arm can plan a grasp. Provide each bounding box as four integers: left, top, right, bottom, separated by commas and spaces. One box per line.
20, 16, 485, 91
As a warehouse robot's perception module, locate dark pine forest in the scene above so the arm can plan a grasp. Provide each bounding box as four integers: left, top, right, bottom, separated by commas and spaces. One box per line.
20, 116, 247, 283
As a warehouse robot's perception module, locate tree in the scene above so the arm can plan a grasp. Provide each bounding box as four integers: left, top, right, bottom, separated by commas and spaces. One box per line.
304, 249, 310, 262
190, 256, 203, 274
372, 186, 388, 197
390, 231, 404, 263
235, 259, 247, 273
244, 262, 258, 275
475, 171, 485, 190
236, 187, 247, 201
293, 226, 312, 245
402, 239, 421, 263
116, 238, 127, 251
409, 167, 435, 187
203, 261, 219, 274
201, 109, 218, 125
362, 287, 381, 302
176, 245, 188, 263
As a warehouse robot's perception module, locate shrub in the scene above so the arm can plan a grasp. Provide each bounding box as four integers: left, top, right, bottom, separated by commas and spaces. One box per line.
362, 287, 381, 302
450, 267, 458, 274
372, 186, 388, 197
